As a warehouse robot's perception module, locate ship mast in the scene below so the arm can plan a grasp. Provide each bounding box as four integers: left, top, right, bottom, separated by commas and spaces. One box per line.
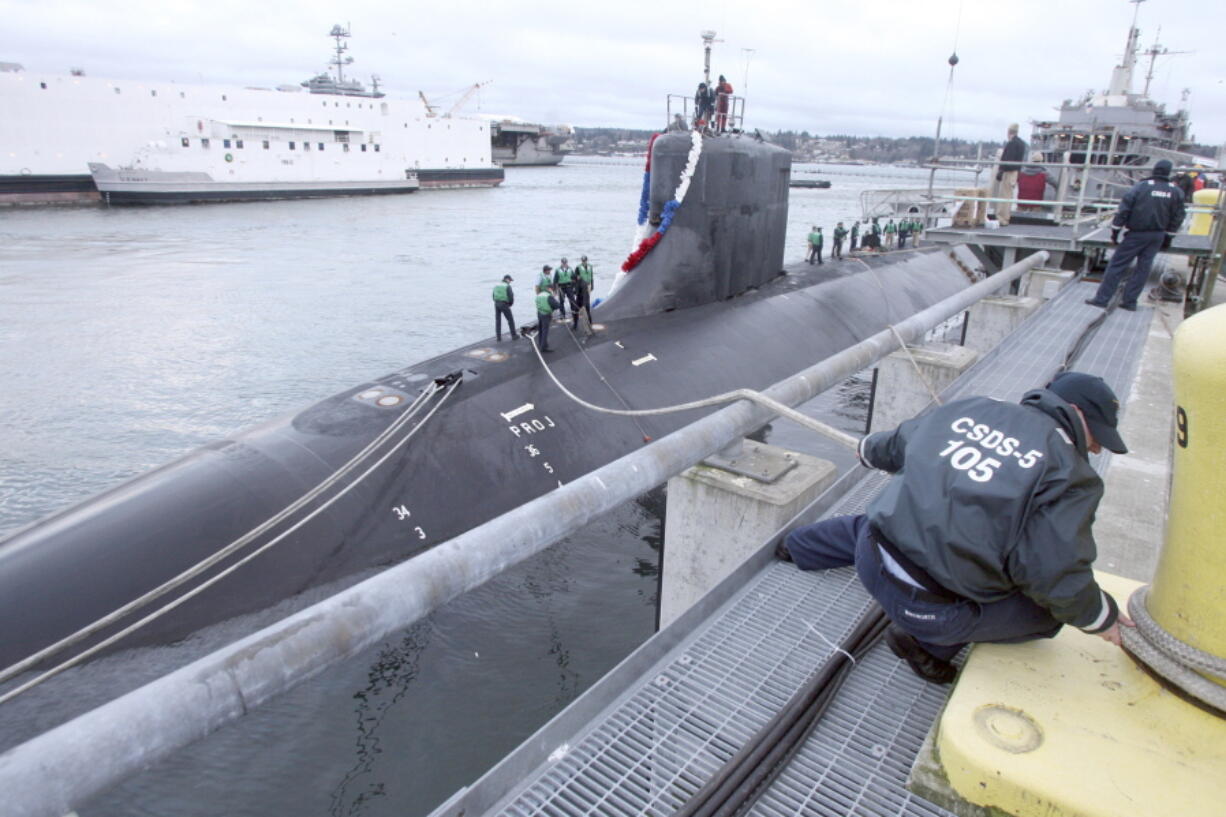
1140, 27, 1191, 98
1107, 0, 1143, 97
700, 30, 722, 85
329, 24, 354, 86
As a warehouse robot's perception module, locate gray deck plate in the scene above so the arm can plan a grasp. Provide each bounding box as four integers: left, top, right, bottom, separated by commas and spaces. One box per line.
432, 279, 1152, 817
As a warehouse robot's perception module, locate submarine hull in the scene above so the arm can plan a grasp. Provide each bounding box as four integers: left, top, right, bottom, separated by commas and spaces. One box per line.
0, 133, 976, 671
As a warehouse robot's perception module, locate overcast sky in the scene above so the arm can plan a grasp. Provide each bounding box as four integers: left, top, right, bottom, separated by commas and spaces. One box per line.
4, 0, 1224, 145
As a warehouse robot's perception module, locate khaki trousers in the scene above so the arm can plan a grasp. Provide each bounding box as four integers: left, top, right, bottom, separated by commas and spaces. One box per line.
994, 170, 1019, 225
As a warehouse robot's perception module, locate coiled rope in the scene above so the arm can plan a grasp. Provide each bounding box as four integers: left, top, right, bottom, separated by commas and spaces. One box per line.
1122, 586, 1226, 713
0, 376, 462, 705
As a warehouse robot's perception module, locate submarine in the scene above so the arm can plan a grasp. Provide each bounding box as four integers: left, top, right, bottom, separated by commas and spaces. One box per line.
0, 131, 979, 677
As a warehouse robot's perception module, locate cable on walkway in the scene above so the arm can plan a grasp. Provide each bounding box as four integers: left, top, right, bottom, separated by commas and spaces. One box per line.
671, 604, 890, 817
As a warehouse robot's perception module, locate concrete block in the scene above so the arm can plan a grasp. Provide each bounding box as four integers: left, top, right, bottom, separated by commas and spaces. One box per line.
963, 295, 1041, 357
937, 571, 1226, 817
659, 440, 836, 628
871, 343, 979, 432
1023, 267, 1074, 301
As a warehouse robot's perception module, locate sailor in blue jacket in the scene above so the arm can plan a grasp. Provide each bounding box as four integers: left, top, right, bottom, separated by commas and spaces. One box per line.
780, 372, 1133, 683
1086, 159, 1186, 311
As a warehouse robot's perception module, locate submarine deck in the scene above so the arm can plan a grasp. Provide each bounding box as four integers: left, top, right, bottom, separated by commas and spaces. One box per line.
431, 271, 1203, 817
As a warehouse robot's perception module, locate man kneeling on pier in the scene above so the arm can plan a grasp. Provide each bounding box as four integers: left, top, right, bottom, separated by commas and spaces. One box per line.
779, 372, 1133, 684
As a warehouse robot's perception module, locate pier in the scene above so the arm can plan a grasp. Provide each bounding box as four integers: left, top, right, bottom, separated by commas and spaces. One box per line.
429, 268, 1226, 817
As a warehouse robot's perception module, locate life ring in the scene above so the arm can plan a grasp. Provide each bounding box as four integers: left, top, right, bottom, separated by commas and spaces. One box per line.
224, 153, 234, 163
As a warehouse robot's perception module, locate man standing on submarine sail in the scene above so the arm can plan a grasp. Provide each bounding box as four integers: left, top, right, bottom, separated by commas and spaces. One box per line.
778, 372, 1134, 684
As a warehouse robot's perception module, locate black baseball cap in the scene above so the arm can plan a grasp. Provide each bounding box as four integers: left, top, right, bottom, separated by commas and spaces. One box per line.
542, 264, 552, 272
502, 274, 513, 282
1046, 372, 1127, 454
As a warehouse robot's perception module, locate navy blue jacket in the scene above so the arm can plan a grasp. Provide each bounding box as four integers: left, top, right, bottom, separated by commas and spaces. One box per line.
1000, 135, 1027, 173
1113, 176, 1186, 235
859, 391, 1117, 633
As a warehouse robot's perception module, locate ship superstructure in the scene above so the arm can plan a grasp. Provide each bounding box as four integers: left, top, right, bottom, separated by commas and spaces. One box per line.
0, 26, 502, 205
1029, 7, 1205, 204
488, 118, 574, 166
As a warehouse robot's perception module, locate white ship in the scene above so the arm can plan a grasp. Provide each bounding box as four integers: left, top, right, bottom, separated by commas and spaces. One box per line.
0, 26, 502, 205
488, 117, 573, 166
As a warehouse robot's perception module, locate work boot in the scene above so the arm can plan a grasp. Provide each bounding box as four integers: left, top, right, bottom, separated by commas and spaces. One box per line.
1084, 298, 1107, 308
1119, 303, 1137, 312
885, 626, 957, 685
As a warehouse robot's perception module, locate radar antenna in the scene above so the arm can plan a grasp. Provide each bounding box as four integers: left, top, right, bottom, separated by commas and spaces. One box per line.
1140, 26, 1192, 98
328, 23, 355, 85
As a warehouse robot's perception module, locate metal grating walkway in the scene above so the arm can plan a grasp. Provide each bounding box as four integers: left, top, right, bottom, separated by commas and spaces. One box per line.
434, 278, 1154, 817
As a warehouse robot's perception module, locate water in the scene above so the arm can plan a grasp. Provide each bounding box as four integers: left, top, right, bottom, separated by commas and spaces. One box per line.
0, 157, 956, 816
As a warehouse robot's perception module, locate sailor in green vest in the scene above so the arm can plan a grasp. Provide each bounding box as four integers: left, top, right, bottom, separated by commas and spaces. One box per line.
806, 226, 823, 265
884, 218, 897, 250
492, 274, 517, 342
573, 255, 595, 329
554, 257, 576, 319
832, 222, 848, 260
869, 218, 881, 251
897, 218, 911, 250
850, 220, 860, 251
538, 264, 554, 292
534, 284, 561, 353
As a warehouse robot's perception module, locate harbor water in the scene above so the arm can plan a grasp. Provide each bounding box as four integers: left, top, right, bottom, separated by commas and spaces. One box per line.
0, 158, 963, 816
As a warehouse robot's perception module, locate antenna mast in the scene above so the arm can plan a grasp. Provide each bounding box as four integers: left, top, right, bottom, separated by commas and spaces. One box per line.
700, 30, 722, 85
329, 24, 355, 86
1140, 26, 1191, 98
1107, 0, 1144, 96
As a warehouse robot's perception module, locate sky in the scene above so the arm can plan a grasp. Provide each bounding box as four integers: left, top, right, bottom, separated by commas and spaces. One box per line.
3, 0, 1225, 145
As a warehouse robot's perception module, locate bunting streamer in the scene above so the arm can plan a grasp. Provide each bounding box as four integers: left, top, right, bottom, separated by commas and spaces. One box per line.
620, 129, 703, 273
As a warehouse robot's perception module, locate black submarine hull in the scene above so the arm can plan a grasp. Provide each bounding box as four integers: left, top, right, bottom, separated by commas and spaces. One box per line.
0, 134, 974, 670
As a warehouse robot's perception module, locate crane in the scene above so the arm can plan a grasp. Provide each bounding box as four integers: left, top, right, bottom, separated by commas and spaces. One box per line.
418, 81, 491, 118
445, 81, 490, 117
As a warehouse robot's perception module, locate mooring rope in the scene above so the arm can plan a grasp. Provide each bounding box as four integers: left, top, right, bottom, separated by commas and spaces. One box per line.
0, 378, 461, 704
522, 323, 859, 451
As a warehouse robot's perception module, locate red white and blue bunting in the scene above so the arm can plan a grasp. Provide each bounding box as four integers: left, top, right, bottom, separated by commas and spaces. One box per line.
618, 130, 703, 275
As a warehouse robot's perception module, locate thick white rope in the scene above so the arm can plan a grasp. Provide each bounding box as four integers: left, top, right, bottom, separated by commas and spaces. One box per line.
1122, 585, 1226, 712
524, 329, 859, 451
0, 380, 460, 704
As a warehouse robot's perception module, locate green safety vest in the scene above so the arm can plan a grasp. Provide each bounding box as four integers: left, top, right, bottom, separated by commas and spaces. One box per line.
538, 272, 553, 289
535, 291, 554, 315
577, 263, 594, 286
885, 222, 896, 233
834, 227, 847, 241
808, 231, 822, 246
492, 282, 510, 302
555, 266, 574, 285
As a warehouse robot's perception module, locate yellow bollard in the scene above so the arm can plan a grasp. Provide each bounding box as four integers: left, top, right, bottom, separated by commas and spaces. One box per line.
1189, 188, 1223, 236
1148, 302, 1226, 676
